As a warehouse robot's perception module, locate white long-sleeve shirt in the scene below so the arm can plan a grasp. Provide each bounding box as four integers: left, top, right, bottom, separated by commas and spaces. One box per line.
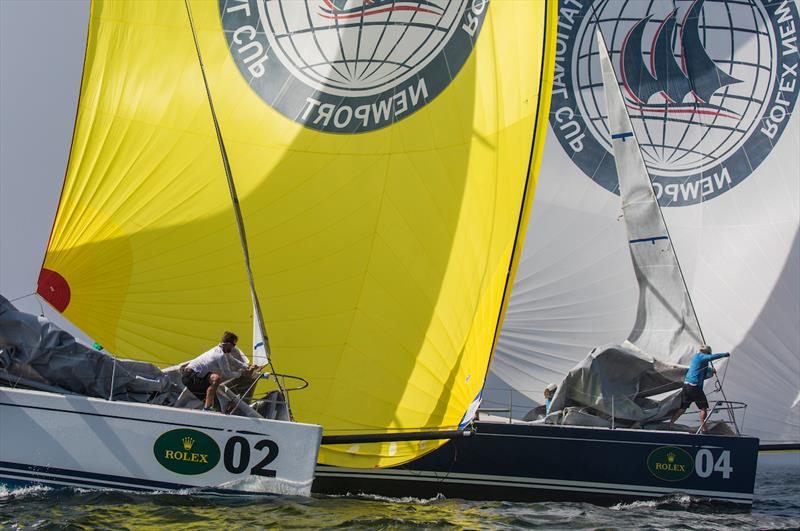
185, 345, 249, 379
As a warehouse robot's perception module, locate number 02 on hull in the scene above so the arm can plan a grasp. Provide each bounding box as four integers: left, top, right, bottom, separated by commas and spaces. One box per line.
0, 387, 322, 495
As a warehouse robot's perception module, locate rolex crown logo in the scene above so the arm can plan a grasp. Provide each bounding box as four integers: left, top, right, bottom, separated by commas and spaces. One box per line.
182, 436, 195, 450
667, 452, 675, 463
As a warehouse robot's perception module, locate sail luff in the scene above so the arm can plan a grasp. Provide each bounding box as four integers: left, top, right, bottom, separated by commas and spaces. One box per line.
478, 0, 559, 401
597, 30, 704, 363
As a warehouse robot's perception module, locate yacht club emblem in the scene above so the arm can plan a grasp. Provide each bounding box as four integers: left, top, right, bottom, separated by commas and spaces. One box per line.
219, 0, 489, 133
550, 0, 799, 206
620, 2, 741, 115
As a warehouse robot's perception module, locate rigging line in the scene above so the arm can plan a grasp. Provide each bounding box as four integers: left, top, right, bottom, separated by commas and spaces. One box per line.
720, 351, 730, 388
8, 292, 35, 303
652, 187, 706, 345
182, 0, 292, 420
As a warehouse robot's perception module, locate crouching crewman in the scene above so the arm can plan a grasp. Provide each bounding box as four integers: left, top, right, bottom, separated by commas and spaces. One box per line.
181, 331, 256, 412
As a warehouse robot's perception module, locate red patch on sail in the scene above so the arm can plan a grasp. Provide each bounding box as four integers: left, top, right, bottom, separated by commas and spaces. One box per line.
37, 268, 71, 312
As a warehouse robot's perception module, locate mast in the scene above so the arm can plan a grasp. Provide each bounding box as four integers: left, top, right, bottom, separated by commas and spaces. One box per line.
183, 0, 291, 418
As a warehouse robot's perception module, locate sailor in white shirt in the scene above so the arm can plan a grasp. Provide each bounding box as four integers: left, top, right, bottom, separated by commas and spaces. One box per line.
181, 331, 255, 411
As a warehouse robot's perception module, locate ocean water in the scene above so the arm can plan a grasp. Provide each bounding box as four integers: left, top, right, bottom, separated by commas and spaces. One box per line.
2, 461, 798, 529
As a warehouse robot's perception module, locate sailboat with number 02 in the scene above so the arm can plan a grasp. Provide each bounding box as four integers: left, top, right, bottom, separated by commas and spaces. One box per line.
2, 0, 552, 496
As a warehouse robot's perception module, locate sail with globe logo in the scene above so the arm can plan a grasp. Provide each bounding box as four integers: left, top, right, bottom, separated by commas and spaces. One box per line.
23, 0, 558, 470
222, 0, 497, 133
489, 0, 799, 446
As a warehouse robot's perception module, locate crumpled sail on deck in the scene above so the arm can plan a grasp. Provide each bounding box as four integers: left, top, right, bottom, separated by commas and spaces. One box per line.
597, 32, 703, 364
36, 0, 557, 467
0, 295, 179, 404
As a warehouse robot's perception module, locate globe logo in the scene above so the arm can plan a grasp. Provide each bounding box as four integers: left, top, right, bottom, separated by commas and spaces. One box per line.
219, 0, 489, 133
550, 0, 799, 206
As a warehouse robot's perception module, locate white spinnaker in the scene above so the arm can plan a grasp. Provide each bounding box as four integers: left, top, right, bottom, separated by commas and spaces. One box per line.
596, 31, 704, 364
490, 15, 799, 443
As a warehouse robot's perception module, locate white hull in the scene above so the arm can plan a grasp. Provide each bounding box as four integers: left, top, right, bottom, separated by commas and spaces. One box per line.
0, 387, 321, 495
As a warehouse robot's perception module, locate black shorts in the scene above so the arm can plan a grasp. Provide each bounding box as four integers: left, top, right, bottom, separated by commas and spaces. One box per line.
182, 370, 211, 400
680, 383, 709, 410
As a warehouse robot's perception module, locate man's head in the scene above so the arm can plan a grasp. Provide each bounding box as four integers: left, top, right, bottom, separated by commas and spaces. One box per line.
544, 383, 557, 399
699, 345, 712, 354
220, 331, 238, 353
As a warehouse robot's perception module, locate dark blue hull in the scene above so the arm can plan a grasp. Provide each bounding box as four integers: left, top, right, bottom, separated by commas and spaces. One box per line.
313, 422, 759, 505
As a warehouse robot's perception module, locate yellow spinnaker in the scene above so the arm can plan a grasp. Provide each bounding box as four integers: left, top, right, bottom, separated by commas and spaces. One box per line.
39, 0, 556, 467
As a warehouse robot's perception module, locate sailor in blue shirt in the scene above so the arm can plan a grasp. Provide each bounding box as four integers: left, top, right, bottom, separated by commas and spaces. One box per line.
544, 383, 557, 415
669, 346, 731, 433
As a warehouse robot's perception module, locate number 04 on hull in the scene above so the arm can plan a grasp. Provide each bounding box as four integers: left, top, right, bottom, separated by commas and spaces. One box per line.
0, 387, 322, 495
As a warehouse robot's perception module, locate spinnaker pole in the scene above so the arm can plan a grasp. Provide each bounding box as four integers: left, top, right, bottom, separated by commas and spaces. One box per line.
322, 429, 474, 445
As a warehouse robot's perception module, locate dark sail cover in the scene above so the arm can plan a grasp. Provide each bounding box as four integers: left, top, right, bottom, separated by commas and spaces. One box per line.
0, 295, 178, 403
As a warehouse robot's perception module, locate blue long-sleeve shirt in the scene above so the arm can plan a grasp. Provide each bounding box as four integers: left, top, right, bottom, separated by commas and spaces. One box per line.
684, 351, 730, 387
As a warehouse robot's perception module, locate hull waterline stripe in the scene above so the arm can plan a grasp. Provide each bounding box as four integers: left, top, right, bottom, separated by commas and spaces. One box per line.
0, 401, 227, 431
314, 468, 753, 502
316, 465, 754, 498
477, 430, 729, 449
316, 471, 752, 504
0, 470, 152, 492
0, 462, 273, 496
0, 470, 273, 497
0, 461, 190, 490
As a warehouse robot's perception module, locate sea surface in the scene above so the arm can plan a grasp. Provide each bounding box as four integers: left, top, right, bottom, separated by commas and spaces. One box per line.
2, 460, 798, 529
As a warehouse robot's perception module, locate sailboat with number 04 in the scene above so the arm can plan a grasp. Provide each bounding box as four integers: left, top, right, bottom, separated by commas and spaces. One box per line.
312, 30, 760, 506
